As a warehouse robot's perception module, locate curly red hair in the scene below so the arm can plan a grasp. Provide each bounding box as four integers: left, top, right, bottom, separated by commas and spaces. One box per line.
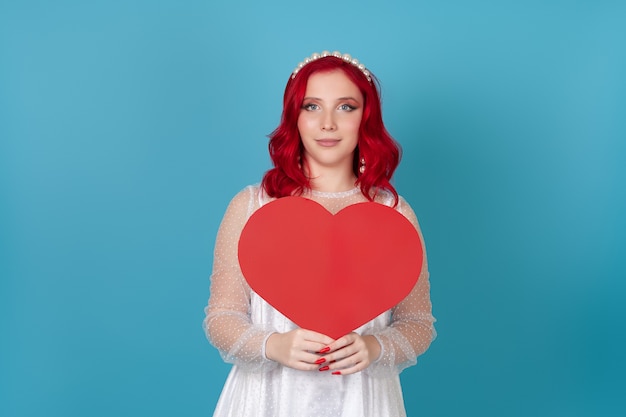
261, 55, 401, 205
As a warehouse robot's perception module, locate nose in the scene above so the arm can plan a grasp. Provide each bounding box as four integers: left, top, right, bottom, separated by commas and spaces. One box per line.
321, 110, 336, 131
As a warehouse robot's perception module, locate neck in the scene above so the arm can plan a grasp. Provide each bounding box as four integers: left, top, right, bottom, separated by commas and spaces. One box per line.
306, 170, 357, 193
303, 155, 358, 193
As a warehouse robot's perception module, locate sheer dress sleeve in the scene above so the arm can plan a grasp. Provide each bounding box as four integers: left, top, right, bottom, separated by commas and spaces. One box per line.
203, 186, 279, 373
365, 196, 437, 377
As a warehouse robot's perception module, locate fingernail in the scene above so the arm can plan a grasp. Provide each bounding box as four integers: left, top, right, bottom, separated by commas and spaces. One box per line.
332, 371, 341, 375
319, 365, 330, 371
314, 358, 326, 365
318, 347, 330, 354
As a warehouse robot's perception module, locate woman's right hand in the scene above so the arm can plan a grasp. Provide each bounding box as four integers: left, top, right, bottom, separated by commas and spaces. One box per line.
265, 329, 334, 371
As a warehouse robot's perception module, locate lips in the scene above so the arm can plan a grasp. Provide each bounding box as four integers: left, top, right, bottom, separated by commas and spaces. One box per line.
316, 139, 340, 147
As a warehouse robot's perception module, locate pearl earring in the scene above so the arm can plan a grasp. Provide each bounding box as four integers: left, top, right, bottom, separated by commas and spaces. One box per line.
359, 157, 366, 174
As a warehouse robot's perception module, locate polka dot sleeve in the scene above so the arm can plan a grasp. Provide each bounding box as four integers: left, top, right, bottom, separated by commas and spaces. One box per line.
202, 186, 279, 372
365, 196, 437, 377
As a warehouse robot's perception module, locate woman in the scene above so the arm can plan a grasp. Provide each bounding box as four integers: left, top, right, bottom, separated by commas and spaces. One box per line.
203, 51, 436, 416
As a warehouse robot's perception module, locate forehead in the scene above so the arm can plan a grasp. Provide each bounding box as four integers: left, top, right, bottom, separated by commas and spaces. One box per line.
304, 70, 362, 99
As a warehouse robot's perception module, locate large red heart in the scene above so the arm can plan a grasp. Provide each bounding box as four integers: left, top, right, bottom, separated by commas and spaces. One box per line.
238, 196, 423, 339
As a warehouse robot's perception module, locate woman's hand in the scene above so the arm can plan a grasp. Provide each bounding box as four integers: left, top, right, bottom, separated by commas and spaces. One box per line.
317, 333, 381, 375
265, 329, 335, 371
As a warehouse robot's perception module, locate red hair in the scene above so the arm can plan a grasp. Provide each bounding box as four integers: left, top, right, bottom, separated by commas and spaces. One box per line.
261, 56, 401, 205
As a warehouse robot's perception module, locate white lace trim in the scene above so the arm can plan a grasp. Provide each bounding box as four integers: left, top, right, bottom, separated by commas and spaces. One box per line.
309, 187, 361, 198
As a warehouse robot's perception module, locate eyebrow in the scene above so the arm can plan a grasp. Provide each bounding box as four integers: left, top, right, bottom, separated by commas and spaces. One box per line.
303, 96, 361, 102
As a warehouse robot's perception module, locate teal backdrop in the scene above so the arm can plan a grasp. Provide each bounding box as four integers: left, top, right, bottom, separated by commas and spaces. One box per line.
1, 1, 625, 416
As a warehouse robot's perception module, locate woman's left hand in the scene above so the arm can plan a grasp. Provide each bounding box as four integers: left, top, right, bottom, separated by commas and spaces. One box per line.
317, 333, 381, 375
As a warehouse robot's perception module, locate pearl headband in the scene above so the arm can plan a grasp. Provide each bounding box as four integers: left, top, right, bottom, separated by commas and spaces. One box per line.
291, 51, 372, 83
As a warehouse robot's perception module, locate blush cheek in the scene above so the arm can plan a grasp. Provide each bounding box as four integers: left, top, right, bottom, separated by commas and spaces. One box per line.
298, 115, 318, 137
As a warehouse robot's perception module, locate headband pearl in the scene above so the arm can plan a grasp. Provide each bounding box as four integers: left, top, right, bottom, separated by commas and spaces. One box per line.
291, 50, 372, 83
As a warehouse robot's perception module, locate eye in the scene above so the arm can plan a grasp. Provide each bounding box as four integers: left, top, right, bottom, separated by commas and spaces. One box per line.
302, 103, 320, 111
338, 103, 357, 111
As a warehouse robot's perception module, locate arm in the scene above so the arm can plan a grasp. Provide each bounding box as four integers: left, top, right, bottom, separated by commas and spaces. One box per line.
366, 196, 436, 375
202, 186, 279, 372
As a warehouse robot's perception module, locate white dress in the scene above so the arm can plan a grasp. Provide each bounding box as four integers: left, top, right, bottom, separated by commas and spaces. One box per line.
203, 185, 436, 417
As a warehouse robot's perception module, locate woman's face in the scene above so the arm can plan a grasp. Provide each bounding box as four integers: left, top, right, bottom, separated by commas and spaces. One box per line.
297, 70, 363, 175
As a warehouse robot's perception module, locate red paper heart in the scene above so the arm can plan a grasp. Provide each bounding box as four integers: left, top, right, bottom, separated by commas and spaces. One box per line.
238, 196, 423, 339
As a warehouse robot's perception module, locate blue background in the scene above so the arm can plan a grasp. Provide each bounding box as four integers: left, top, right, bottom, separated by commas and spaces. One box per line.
1, 1, 625, 416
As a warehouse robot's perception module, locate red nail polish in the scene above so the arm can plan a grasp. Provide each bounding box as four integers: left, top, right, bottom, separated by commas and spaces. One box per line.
332, 371, 341, 375
319, 365, 330, 371
314, 358, 326, 365
318, 347, 330, 354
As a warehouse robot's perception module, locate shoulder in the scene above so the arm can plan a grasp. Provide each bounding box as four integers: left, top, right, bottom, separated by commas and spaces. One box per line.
396, 195, 427, 245
369, 189, 420, 227
228, 184, 256, 205
396, 195, 414, 214
225, 184, 278, 217
372, 188, 397, 207
222, 184, 262, 221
